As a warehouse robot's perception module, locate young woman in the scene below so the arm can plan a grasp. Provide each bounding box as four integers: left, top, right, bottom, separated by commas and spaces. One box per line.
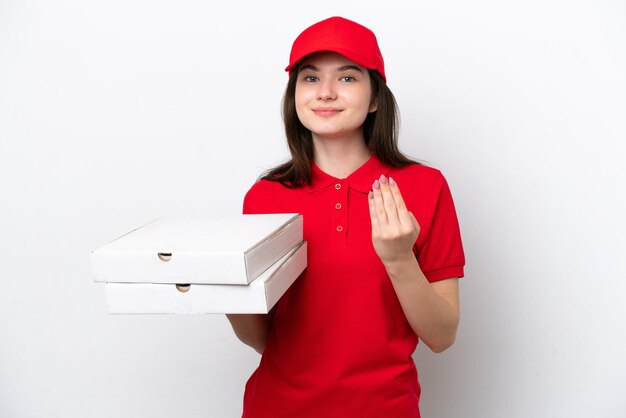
227, 16, 465, 418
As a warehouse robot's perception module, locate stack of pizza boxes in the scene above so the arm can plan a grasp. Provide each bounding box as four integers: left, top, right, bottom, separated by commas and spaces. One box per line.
91, 214, 306, 314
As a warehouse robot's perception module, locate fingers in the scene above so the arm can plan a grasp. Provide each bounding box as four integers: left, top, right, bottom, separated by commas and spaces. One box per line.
380, 175, 402, 225
368, 190, 379, 234
388, 176, 407, 212
372, 174, 399, 226
409, 211, 420, 232
370, 178, 387, 225
369, 175, 417, 229
369, 175, 422, 261
388, 176, 414, 228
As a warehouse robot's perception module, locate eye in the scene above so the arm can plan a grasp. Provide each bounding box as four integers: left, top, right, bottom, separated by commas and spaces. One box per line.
302, 75, 318, 82
340, 76, 356, 82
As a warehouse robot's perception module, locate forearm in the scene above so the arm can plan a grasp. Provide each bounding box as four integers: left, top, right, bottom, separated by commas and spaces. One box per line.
384, 255, 459, 353
225, 313, 272, 355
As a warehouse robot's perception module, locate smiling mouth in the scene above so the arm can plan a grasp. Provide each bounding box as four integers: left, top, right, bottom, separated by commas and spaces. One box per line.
312, 108, 342, 116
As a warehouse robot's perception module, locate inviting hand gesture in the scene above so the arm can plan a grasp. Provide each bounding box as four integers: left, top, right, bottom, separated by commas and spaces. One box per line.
368, 174, 421, 265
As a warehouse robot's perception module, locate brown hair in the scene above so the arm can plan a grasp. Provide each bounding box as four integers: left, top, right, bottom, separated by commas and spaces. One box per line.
260, 69, 420, 187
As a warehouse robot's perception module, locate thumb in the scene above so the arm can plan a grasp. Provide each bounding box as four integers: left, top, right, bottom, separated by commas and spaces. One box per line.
409, 212, 421, 233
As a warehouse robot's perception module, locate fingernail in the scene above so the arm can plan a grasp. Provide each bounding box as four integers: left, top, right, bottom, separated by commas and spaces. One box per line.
380, 174, 387, 184
389, 177, 396, 187
368, 191, 374, 199
373, 180, 380, 189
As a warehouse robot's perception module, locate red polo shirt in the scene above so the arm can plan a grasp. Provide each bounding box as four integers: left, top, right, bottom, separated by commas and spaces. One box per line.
240, 153, 465, 418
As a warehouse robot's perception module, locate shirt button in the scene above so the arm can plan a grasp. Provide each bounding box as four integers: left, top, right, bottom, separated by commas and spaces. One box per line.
335, 203, 342, 209
335, 183, 341, 190
336, 226, 343, 232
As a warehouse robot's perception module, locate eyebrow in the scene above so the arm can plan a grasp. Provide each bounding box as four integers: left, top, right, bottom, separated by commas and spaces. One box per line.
299, 64, 364, 73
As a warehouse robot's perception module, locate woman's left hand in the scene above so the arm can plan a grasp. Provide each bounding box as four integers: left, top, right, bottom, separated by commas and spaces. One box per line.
368, 174, 421, 265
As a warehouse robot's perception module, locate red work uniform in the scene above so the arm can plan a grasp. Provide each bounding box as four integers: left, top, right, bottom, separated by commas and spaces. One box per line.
241, 153, 465, 418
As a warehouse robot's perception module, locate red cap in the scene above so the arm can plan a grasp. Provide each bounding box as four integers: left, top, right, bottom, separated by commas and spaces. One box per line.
285, 16, 386, 82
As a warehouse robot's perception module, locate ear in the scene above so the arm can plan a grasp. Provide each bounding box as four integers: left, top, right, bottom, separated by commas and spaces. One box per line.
368, 99, 378, 113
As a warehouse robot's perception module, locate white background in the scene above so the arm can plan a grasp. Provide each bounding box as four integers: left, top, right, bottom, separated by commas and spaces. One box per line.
1, 0, 625, 417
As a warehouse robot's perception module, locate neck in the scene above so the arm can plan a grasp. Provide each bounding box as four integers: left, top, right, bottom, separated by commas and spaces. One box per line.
312, 132, 372, 179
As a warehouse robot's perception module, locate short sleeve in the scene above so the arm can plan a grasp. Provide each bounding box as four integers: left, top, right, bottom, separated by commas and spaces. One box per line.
417, 174, 465, 282
242, 179, 296, 216
242, 181, 267, 215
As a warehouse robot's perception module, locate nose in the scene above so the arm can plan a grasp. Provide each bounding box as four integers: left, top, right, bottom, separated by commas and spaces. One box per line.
317, 78, 336, 101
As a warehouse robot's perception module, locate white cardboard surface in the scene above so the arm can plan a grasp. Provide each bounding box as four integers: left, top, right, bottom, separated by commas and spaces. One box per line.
103, 241, 307, 314
91, 213, 303, 285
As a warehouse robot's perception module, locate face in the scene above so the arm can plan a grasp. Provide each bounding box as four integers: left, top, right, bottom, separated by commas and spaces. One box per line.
295, 51, 377, 142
